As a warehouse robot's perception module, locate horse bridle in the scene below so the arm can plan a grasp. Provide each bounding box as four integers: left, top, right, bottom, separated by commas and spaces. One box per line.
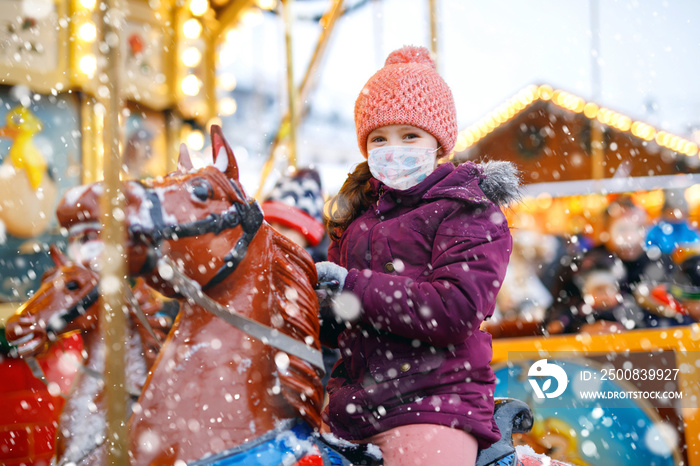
131, 179, 264, 291
129, 179, 325, 374
45, 286, 100, 335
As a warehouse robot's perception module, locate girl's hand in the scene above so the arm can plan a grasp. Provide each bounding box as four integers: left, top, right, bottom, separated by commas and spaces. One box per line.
315, 262, 348, 290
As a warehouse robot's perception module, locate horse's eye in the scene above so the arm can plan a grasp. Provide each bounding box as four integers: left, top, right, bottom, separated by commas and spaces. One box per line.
189, 180, 212, 201
66, 281, 80, 291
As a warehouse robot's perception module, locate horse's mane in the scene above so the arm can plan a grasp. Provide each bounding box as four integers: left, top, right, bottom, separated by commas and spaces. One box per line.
267, 226, 324, 429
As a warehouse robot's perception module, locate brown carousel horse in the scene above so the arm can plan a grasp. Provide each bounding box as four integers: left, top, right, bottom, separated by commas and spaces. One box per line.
55, 126, 331, 465
54, 126, 564, 466
4, 245, 174, 465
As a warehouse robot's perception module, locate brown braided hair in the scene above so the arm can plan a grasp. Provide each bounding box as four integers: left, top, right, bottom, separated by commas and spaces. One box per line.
325, 161, 379, 242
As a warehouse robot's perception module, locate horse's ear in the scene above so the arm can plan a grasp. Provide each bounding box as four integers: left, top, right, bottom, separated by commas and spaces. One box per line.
49, 244, 68, 266
177, 143, 194, 172
210, 125, 239, 180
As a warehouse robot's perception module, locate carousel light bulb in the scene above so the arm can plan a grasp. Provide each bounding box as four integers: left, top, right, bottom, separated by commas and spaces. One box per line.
219, 97, 237, 116
182, 47, 202, 67
181, 75, 201, 96
242, 8, 264, 26
256, 0, 276, 9
537, 84, 553, 100
189, 0, 208, 17
217, 73, 237, 91
78, 22, 97, 42
583, 102, 598, 119
80, 0, 96, 10
186, 130, 205, 150
79, 54, 97, 75
183, 18, 202, 39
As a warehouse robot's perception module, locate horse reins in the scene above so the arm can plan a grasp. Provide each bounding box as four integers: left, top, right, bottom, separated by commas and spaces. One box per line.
158, 256, 325, 375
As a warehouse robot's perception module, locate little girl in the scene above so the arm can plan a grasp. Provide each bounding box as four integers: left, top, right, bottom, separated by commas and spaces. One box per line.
316, 46, 520, 465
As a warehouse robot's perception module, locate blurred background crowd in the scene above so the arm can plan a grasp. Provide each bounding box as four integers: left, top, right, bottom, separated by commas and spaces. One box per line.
488, 187, 700, 338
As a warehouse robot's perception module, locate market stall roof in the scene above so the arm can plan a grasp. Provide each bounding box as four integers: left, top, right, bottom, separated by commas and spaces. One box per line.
452, 84, 700, 195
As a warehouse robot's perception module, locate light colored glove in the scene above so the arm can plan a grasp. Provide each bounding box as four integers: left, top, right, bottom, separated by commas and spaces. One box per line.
315, 261, 348, 290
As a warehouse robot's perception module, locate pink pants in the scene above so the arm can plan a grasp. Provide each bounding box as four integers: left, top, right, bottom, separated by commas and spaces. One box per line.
365, 424, 479, 466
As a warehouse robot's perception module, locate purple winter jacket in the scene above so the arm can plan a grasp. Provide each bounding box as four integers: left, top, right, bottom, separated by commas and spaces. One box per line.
322, 161, 518, 449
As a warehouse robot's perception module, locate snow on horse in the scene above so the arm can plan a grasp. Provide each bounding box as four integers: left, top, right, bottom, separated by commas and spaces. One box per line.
4, 245, 173, 465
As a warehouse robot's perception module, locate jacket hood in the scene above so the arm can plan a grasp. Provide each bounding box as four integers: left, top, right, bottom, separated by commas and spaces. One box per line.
477, 160, 522, 206
424, 160, 522, 207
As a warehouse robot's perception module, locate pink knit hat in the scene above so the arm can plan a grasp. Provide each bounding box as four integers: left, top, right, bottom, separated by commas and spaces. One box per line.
354, 45, 458, 158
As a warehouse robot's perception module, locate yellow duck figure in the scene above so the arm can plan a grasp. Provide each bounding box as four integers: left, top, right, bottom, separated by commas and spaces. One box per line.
0, 106, 47, 189
0, 106, 57, 238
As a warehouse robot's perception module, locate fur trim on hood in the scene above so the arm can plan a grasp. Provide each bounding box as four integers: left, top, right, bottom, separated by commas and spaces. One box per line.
477, 161, 522, 207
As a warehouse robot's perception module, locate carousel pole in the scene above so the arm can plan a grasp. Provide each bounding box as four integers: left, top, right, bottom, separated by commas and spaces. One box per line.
428, 0, 439, 70
589, 0, 604, 180
591, 120, 605, 180
283, 0, 298, 169
256, 0, 344, 199
96, 0, 129, 463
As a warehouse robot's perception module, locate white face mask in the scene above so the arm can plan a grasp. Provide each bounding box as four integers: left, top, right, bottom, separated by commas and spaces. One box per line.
367, 146, 439, 191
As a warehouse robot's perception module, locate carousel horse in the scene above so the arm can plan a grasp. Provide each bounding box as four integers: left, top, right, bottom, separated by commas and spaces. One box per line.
55, 126, 569, 466
4, 245, 175, 465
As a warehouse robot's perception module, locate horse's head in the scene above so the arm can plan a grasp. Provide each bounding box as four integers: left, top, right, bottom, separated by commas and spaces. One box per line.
5, 245, 100, 357
57, 125, 263, 296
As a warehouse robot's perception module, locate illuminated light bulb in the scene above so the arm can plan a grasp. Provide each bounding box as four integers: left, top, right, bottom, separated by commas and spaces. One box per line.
609, 113, 620, 126
583, 103, 598, 119
456, 132, 468, 147
186, 130, 205, 150
219, 97, 237, 116
182, 47, 202, 67
669, 136, 680, 149
189, 0, 208, 16
78, 22, 97, 42
685, 143, 698, 156
79, 54, 97, 75
217, 73, 237, 91
596, 109, 608, 124
80, 0, 96, 9
521, 87, 536, 103
685, 185, 700, 205
181, 75, 201, 96
256, 0, 276, 9
538, 85, 553, 100
183, 18, 202, 39
631, 122, 641, 136
242, 8, 264, 26
552, 90, 562, 105
655, 132, 667, 145
617, 116, 631, 132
